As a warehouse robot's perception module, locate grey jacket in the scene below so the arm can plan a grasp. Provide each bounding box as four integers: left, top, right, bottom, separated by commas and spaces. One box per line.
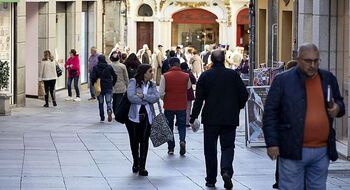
127, 79, 160, 123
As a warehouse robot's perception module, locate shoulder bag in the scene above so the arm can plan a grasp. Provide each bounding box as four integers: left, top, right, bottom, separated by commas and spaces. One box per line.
150, 101, 174, 147
115, 92, 131, 124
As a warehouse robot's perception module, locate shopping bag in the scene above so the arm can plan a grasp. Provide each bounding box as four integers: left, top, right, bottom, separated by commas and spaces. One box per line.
38, 81, 45, 96
94, 78, 101, 97
150, 101, 174, 147
56, 64, 62, 77
191, 119, 200, 132
115, 92, 131, 124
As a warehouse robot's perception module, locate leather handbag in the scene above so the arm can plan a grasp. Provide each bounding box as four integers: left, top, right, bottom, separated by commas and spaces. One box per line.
328, 127, 338, 161
93, 78, 101, 97
150, 101, 174, 147
115, 92, 131, 124
56, 64, 62, 77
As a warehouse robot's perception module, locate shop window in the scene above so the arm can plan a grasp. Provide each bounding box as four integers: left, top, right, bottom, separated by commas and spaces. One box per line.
138, 4, 153, 17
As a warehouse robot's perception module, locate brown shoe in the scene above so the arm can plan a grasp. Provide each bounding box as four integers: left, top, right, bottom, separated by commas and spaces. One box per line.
107, 111, 112, 122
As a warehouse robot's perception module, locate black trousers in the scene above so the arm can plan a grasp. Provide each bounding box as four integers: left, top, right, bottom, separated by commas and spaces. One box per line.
204, 125, 236, 183
125, 112, 151, 169
43, 80, 56, 103
113, 93, 124, 117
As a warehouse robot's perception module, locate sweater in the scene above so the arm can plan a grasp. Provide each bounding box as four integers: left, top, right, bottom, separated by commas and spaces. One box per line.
65, 55, 80, 78
39, 60, 58, 81
112, 61, 129, 94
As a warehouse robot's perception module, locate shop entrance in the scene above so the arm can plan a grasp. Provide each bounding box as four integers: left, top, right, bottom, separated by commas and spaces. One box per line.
236, 8, 249, 51
171, 9, 219, 51
137, 22, 153, 52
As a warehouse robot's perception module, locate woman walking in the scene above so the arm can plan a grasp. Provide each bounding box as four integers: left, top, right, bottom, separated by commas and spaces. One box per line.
64, 49, 81, 101
110, 51, 129, 118
126, 64, 159, 176
123, 53, 141, 79
39, 50, 59, 107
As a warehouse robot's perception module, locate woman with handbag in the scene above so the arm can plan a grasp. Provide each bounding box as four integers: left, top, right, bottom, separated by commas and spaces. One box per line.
39, 50, 58, 107
126, 64, 159, 176
64, 49, 81, 102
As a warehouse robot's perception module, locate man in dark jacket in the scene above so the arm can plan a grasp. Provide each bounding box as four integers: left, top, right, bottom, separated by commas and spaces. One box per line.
190, 50, 248, 189
91, 55, 117, 122
161, 50, 176, 74
262, 43, 345, 190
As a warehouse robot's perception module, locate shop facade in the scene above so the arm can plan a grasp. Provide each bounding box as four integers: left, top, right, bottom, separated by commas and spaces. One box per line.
0, 1, 15, 103
118, 0, 249, 53
4, 0, 103, 106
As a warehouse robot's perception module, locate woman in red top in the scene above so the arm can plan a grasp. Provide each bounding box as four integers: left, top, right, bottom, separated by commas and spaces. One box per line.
64, 49, 81, 101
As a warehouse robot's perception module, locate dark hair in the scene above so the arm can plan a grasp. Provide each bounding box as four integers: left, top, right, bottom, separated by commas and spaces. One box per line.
124, 53, 141, 69
120, 53, 128, 63
135, 64, 153, 87
169, 57, 180, 67
180, 62, 189, 71
211, 50, 225, 65
110, 51, 121, 62
169, 50, 176, 57
98, 54, 107, 64
70, 49, 77, 56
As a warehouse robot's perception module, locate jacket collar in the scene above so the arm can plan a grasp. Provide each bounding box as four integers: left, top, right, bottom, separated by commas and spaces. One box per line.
211, 62, 225, 68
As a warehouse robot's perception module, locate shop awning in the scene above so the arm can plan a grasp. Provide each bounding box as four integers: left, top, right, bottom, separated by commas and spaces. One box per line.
0, 0, 20, 2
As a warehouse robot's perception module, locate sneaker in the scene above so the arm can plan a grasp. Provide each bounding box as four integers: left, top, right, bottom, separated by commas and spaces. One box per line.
73, 97, 81, 102
222, 172, 233, 189
107, 111, 112, 122
272, 182, 279, 189
100, 117, 105, 122
65, 96, 73, 101
180, 142, 186, 156
53, 101, 57, 107
205, 182, 215, 188
168, 148, 174, 155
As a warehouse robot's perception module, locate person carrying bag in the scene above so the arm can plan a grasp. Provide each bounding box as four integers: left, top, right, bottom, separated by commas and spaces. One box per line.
150, 101, 174, 147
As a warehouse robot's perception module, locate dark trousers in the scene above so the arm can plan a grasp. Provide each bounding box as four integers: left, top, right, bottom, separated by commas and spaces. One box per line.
67, 76, 80, 97
164, 110, 186, 149
43, 80, 56, 103
113, 93, 124, 117
125, 115, 151, 169
204, 125, 236, 184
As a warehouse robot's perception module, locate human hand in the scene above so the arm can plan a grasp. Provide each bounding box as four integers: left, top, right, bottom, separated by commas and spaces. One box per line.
136, 93, 144, 99
327, 102, 340, 118
267, 146, 280, 160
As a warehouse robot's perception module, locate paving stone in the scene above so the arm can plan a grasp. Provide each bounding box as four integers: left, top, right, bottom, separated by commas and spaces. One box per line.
21, 177, 65, 189
61, 165, 102, 177
65, 177, 110, 190
107, 177, 155, 190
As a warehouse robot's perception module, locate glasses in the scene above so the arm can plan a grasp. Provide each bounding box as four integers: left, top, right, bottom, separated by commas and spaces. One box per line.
302, 58, 320, 65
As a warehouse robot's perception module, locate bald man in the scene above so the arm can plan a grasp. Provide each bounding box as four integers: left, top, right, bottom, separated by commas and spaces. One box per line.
190, 49, 248, 189
263, 43, 345, 190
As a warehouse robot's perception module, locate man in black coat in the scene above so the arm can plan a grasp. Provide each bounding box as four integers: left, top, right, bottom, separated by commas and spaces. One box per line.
190, 49, 248, 189
91, 55, 117, 122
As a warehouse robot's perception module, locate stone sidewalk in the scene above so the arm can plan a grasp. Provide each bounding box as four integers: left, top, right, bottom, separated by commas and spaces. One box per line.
0, 91, 349, 190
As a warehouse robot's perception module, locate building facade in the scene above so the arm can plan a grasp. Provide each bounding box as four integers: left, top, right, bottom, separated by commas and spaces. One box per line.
111, 0, 250, 53
1, 0, 104, 107
297, 0, 350, 158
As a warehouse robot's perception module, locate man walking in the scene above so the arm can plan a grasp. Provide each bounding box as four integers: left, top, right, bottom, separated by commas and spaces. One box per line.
161, 50, 176, 74
88, 47, 99, 100
154, 44, 164, 85
90, 55, 118, 122
159, 57, 191, 156
263, 43, 345, 190
190, 50, 248, 189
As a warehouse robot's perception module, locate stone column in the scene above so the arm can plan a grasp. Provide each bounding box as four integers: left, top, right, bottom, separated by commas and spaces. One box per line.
157, 18, 172, 49
127, 16, 137, 53
66, 0, 81, 54
96, 0, 103, 52
217, 19, 228, 45
38, 1, 56, 57
15, 1, 26, 106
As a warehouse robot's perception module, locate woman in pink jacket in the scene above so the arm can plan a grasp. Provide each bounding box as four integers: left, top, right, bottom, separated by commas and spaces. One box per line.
64, 49, 81, 101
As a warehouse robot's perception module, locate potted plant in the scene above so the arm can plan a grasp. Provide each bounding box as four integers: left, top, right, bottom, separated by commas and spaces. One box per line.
0, 60, 11, 116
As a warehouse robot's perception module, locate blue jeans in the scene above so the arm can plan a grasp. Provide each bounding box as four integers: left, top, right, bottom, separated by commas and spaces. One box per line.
67, 76, 80, 97
89, 76, 95, 98
164, 110, 186, 149
98, 92, 112, 120
279, 147, 329, 190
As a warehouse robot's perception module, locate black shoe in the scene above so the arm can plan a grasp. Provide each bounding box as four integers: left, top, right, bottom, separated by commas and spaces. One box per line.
205, 182, 215, 188
139, 168, 148, 176
100, 117, 105, 122
132, 165, 139, 173
43, 104, 49, 107
272, 182, 279, 189
53, 101, 57, 107
180, 142, 186, 156
222, 172, 233, 189
168, 148, 174, 155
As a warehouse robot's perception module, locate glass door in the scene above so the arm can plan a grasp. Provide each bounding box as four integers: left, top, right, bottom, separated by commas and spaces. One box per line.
56, 7, 67, 90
